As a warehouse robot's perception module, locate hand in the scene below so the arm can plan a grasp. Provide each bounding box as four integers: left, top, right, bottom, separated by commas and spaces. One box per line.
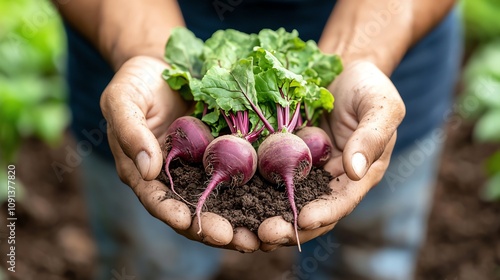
257, 61, 406, 251
100, 56, 261, 252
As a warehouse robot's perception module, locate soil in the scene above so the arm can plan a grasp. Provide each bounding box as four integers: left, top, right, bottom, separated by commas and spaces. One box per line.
0, 134, 96, 280
1, 116, 499, 280
415, 122, 500, 280
158, 162, 333, 233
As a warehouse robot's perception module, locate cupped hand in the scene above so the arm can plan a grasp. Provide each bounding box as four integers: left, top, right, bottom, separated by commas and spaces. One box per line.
258, 61, 406, 251
100, 56, 261, 252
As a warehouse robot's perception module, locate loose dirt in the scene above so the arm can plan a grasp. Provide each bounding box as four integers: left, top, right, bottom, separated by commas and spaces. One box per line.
158, 162, 333, 233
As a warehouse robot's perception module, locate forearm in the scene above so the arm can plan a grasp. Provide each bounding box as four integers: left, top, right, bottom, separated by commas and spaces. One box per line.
53, 0, 184, 70
319, 0, 456, 74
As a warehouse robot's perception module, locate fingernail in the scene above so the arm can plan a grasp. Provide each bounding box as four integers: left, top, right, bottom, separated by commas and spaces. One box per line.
202, 236, 224, 246
303, 221, 321, 230
272, 237, 290, 245
234, 246, 253, 253
266, 246, 279, 252
352, 152, 367, 178
136, 151, 151, 179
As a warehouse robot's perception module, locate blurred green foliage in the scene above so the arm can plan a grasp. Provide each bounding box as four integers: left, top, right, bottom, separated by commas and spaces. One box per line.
461, 0, 500, 44
0, 0, 69, 200
459, 0, 500, 201
0, 0, 69, 162
483, 152, 500, 200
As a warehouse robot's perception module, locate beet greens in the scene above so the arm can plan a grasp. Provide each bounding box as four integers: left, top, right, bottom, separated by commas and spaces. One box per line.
162, 27, 343, 248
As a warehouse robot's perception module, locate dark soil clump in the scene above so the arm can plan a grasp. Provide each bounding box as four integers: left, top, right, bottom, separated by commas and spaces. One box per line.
158, 161, 333, 233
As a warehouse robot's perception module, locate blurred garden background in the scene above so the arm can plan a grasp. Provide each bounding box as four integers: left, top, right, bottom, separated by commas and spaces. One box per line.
0, 0, 499, 279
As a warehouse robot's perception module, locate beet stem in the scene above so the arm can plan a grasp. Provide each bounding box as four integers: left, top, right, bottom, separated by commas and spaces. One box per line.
277, 104, 284, 130
284, 104, 290, 128
221, 110, 237, 134
287, 102, 302, 132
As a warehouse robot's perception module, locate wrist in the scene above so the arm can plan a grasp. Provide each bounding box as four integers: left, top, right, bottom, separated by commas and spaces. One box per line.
318, 0, 413, 75
100, 32, 167, 71
96, 0, 185, 71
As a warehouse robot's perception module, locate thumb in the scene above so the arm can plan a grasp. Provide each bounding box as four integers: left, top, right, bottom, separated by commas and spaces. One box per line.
104, 94, 164, 181
343, 127, 397, 181
100, 58, 170, 181
343, 98, 405, 181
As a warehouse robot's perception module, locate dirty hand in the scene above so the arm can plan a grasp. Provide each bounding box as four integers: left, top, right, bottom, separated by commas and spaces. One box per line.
258, 61, 406, 251
100, 56, 261, 252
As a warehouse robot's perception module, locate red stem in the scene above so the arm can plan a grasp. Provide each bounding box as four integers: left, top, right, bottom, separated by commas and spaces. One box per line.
284, 104, 290, 128
203, 104, 208, 117
286, 102, 302, 133
242, 111, 249, 133
230, 72, 275, 133
245, 125, 265, 143
296, 110, 304, 128
304, 103, 312, 125
222, 110, 236, 134
277, 104, 284, 131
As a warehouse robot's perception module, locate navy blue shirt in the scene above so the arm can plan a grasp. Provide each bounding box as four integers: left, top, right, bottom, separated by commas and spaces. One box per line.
65, 1, 462, 160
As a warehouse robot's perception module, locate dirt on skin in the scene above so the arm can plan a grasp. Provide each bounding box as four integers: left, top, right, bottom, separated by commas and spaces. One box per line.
158, 161, 333, 233
3, 117, 500, 280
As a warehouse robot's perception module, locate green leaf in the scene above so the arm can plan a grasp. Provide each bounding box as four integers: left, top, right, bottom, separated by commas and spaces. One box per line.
257, 30, 343, 88
0, 121, 21, 163
203, 29, 258, 72
201, 110, 228, 137
252, 47, 306, 103
0, 0, 68, 168
473, 110, 500, 142
164, 27, 204, 78
161, 27, 344, 140
285, 40, 343, 87
468, 76, 500, 110
202, 58, 257, 113
0, 0, 65, 77
191, 102, 225, 137
201, 111, 220, 125
480, 173, 500, 201
308, 51, 343, 87
303, 85, 335, 125
258, 28, 305, 56
304, 85, 334, 111
459, 40, 500, 120
462, 0, 500, 42
162, 67, 195, 100
201, 58, 272, 136
485, 151, 500, 176
254, 68, 288, 107
190, 79, 218, 110
231, 58, 259, 108
32, 102, 70, 145
463, 40, 500, 82
458, 78, 490, 120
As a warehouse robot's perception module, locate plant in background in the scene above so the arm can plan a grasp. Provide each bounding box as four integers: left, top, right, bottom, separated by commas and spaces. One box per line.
458, 40, 500, 201
461, 0, 500, 45
483, 151, 500, 200
458, 0, 500, 201
0, 0, 69, 201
